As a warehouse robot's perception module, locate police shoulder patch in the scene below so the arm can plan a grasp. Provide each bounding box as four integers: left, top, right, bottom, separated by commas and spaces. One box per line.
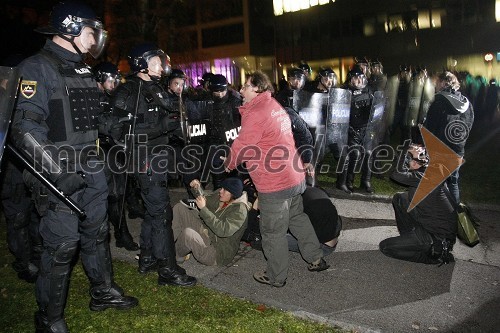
20, 80, 37, 99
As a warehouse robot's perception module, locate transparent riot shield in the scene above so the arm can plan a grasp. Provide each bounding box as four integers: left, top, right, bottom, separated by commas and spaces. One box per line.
0, 66, 20, 165
293, 90, 325, 130
363, 91, 386, 151
293, 90, 327, 163
404, 78, 424, 128
382, 75, 399, 134
417, 77, 435, 124
326, 88, 351, 158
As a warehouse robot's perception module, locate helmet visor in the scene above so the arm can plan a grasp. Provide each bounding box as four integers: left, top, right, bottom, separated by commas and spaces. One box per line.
88, 27, 108, 59
144, 51, 171, 76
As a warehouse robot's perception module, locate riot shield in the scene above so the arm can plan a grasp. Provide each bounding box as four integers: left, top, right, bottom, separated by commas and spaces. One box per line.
186, 99, 212, 145
382, 75, 399, 132
417, 77, 435, 124
293, 90, 325, 130
293, 90, 327, 163
363, 91, 386, 151
325, 88, 351, 157
0, 66, 20, 165
404, 78, 424, 128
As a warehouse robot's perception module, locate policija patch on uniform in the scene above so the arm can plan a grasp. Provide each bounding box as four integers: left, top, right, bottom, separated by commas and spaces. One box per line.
20, 80, 37, 99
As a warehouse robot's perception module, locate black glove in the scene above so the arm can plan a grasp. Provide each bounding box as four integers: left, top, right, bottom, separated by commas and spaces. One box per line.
55, 172, 86, 196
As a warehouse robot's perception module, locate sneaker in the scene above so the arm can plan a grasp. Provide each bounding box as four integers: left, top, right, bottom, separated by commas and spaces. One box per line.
176, 254, 191, 264
253, 271, 286, 287
308, 258, 330, 272
180, 198, 198, 210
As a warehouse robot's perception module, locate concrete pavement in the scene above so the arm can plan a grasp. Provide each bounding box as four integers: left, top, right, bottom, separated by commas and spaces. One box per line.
111, 187, 500, 333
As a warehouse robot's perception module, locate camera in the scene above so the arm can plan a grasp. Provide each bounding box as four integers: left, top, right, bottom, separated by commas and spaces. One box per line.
191, 186, 204, 198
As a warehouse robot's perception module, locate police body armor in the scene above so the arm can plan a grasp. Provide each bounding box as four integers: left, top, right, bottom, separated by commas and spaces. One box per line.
112, 76, 175, 148
326, 88, 351, 158
363, 90, 386, 150
41, 50, 100, 149
210, 94, 241, 145
185, 99, 212, 145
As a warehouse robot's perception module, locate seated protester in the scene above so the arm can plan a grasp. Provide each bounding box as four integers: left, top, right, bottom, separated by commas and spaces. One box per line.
288, 186, 342, 257
379, 144, 456, 265
172, 178, 251, 266
246, 186, 342, 257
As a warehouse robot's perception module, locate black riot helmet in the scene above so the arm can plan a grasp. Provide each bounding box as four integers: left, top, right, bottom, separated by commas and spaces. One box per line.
318, 67, 338, 88
35, 1, 107, 59
92, 62, 120, 84
200, 72, 215, 86
209, 74, 228, 92
297, 62, 312, 77
168, 69, 187, 83
346, 65, 367, 90
167, 69, 187, 95
287, 68, 306, 90
128, 43, 171, 80
371, 60, 383, 75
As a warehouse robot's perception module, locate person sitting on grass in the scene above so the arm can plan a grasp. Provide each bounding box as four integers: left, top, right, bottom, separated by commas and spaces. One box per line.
172, 177, 251, 266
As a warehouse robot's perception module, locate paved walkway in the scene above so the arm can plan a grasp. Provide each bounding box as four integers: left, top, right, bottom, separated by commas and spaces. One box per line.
111, 187, 500, 332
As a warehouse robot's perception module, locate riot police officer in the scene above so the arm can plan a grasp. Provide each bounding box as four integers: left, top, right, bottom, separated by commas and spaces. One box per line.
338, 65, 375, 194
368, 59, 387, 92
93, 62, 139, 251
275, 67, 306, 108
309, 67, 338, 93
206, 74, 242, 188
110, 43, 196, 287
11, 2, 138, 331
1, 159, 42, 283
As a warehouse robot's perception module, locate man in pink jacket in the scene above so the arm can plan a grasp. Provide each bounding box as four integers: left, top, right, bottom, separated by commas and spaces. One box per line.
225, 70, 329, 287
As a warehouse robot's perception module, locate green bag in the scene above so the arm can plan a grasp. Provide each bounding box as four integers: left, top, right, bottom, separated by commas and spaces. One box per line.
456, 203, 480, 247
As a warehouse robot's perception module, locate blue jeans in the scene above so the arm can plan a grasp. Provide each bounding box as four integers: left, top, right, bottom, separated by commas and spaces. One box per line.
446, 168, 460, 204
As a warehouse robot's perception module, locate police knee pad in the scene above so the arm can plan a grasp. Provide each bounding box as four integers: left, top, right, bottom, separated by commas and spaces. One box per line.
52, 241, 79, 265
96, 222, 109, 244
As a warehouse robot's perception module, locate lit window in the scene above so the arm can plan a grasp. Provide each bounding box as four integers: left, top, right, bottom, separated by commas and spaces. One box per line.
496, 0, 500, 22
431, 9, 443, 28
418, 10, 430, 29
273, 0, 333, 16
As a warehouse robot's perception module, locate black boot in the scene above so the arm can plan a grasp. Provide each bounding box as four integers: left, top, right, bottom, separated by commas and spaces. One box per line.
138, 250, 158, 274
361, 180, 374, 193
89, 282, 139, 311
346, 173, 355, 192
35, 311, 68, 333
335, 171, 352, 194
108, 197, 139, 251
157, 258, 197, 287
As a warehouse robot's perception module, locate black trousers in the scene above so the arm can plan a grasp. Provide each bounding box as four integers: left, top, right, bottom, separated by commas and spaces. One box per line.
379, 192, 440, 264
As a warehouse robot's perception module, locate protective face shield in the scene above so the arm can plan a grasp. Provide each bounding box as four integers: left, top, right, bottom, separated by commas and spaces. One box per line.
371, 62, 383, 75
287, 68, 305, 90
349, 74, 367, 90
146, 54, 171, 82
318, 68, 338, 90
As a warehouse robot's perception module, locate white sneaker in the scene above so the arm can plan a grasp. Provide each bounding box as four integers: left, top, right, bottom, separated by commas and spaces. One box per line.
180, 198, 198, 210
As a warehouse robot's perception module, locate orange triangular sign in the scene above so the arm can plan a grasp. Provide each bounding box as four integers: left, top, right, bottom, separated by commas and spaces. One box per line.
408, 125, 464, 212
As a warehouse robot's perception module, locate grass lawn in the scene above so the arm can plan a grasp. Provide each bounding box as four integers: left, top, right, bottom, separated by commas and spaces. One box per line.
0, 224, 345, 333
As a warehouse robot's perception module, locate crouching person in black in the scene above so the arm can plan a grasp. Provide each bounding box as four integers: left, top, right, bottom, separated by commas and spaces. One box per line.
379, 144, 456, 265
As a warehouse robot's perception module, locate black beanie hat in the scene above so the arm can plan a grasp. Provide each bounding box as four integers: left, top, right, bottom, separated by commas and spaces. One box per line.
220, 177, 243, 198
